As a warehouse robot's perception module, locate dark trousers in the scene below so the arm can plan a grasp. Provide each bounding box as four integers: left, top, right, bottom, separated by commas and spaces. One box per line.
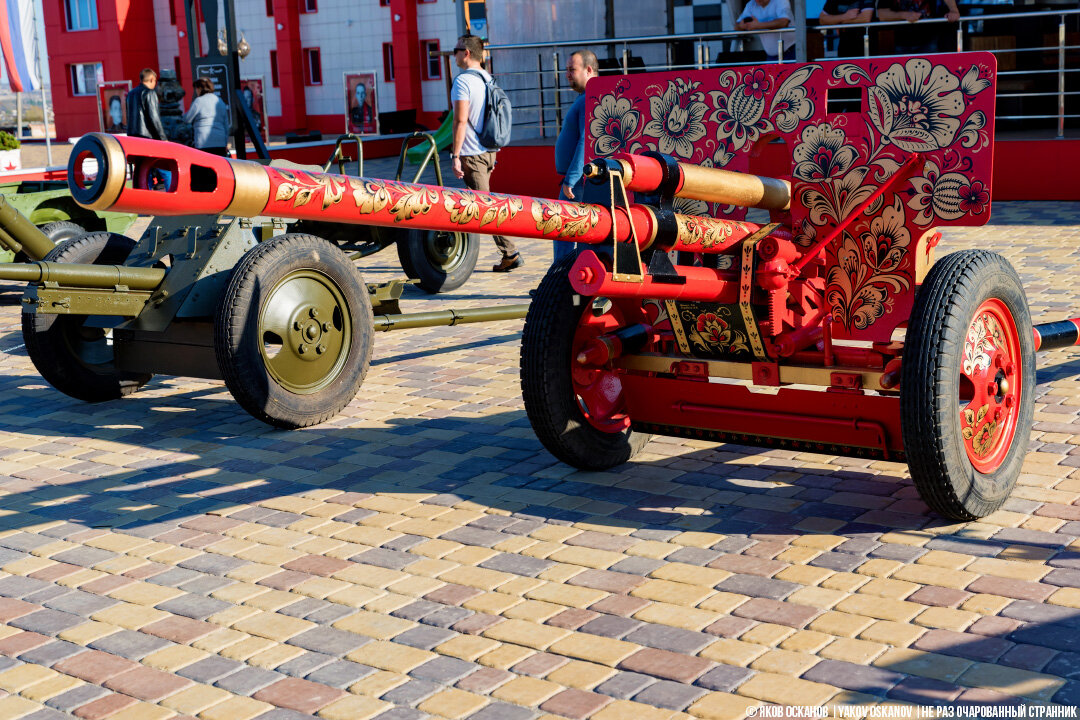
460, 151, 518, 258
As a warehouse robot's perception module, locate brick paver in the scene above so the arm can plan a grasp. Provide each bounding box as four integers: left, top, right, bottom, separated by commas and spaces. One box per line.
0, 197, 1076, 718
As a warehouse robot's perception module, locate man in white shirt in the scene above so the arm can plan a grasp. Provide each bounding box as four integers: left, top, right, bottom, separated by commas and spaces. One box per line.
737, 0, 796, 61
450, 34, 522, 272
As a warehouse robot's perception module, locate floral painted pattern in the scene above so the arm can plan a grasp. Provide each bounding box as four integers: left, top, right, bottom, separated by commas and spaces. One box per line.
642, 78, 709, 159
689, 310, 750, 355
590, 95, 641, 156
584, 53, 995, 341
864, 58, 966, 152
793, 123, 857, 182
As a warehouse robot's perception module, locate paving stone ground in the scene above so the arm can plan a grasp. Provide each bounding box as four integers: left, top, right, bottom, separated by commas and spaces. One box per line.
0, 184, 1077, 719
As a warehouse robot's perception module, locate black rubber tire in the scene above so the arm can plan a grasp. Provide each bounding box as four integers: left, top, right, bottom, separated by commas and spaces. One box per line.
520, 250, 650, 469
21, 232, 153, 402
214, 233, 374, 429
39, 220, 86, 246
901, 250, 1036, 521
396, 229, 479, 293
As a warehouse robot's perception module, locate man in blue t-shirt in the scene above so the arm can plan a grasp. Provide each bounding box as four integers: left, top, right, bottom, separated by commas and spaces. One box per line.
552, 49, 598, 264
450, 34, 522, 272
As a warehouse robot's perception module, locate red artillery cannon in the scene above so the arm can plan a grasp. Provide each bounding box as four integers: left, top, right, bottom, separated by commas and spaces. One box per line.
61, 52, 1076, 520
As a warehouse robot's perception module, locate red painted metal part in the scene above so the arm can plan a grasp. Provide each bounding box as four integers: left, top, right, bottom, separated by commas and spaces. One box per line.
70, 134, 786, 256
620, 374, 904, 458
962, 299, 1024, 473
570, 250, 740, 303
585, 53, 998, 344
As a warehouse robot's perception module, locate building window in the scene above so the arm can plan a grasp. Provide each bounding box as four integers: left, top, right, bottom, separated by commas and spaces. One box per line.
421, 40, 441, 81
379, 0, 389, 6
168, 1, 176, 25
382, 43, 395, 82
69, 62, 102, 96
270, 50, 279, 87
64, 0, 98, 31
303, 48, 322, 85
300, 0, 317, 12
174, 56, 182, 86
266, 0, 274, 16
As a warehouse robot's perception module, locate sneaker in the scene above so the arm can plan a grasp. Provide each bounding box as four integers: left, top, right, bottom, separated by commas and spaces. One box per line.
492, 254, 524, 272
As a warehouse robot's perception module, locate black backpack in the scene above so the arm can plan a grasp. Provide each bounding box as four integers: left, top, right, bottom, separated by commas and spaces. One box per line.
464, 69, 512, 151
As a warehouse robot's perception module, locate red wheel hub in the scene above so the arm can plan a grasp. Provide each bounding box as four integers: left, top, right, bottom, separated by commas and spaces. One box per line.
571, 300, 633, 433
959, 299, 1023, 473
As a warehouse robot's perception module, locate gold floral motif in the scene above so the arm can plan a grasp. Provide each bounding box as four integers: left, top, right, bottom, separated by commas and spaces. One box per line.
442, 189, 523, 227
675, 215, 740, 250
272, 172, 348, 210
684, 308, 750, 356
531, 199, 600, 238
962, 404, 998, 456
388, 186, 440, 222
826, 198, 911, 331
349, 179, 392, 215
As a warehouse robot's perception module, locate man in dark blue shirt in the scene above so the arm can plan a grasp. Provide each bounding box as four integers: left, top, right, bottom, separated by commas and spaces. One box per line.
553, 49, 598, 264
819, 0, 876, 58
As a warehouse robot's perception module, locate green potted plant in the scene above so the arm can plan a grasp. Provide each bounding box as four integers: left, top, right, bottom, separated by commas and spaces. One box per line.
0, 131, 21, 172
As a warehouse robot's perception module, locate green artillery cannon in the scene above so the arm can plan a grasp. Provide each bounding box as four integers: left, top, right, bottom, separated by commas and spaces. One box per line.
0, 179, 136, 262
0, 181, 526, 429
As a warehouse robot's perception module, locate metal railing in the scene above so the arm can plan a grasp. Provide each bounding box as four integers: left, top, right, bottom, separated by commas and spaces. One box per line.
486, 7, 1079, 140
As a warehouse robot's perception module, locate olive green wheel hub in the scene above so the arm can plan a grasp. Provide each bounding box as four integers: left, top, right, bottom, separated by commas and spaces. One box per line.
216, 233, 373, 429
396, 228, 479, 293
260, 270, 352, 394
425, 230, 467, 271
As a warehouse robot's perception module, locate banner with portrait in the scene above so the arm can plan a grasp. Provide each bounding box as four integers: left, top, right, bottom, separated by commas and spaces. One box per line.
344, 71, 378, 135
98, 81, 131, 134
239, 77, 269, 144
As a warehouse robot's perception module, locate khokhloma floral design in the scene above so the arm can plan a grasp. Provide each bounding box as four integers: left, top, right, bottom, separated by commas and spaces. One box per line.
590, 95, 641, 156
642, 78, 708, 159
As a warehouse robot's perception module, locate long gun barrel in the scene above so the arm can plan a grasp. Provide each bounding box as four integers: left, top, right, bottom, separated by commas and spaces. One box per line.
69, 134, 790, 256
0, 194, 58, 262
585, 154, 791, 211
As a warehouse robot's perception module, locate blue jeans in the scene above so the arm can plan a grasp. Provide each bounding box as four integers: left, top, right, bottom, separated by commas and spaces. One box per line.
553, 180, 585, 264
152, 168, 173, 191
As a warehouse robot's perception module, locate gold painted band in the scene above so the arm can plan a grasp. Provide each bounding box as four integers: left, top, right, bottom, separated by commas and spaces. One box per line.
225, 160, 273, 218
85, 133, 127, 212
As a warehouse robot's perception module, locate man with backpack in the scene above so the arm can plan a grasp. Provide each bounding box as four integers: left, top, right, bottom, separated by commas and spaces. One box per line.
450, 34, 521, 272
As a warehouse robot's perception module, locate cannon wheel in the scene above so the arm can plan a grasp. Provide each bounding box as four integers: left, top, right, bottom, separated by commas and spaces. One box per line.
215, 233, 374, 429
901, 250, 1036, 521
22, 232, 152, 402
520, 250, 650, 469
396, 229, 478, 293
39, 221, 86, 246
